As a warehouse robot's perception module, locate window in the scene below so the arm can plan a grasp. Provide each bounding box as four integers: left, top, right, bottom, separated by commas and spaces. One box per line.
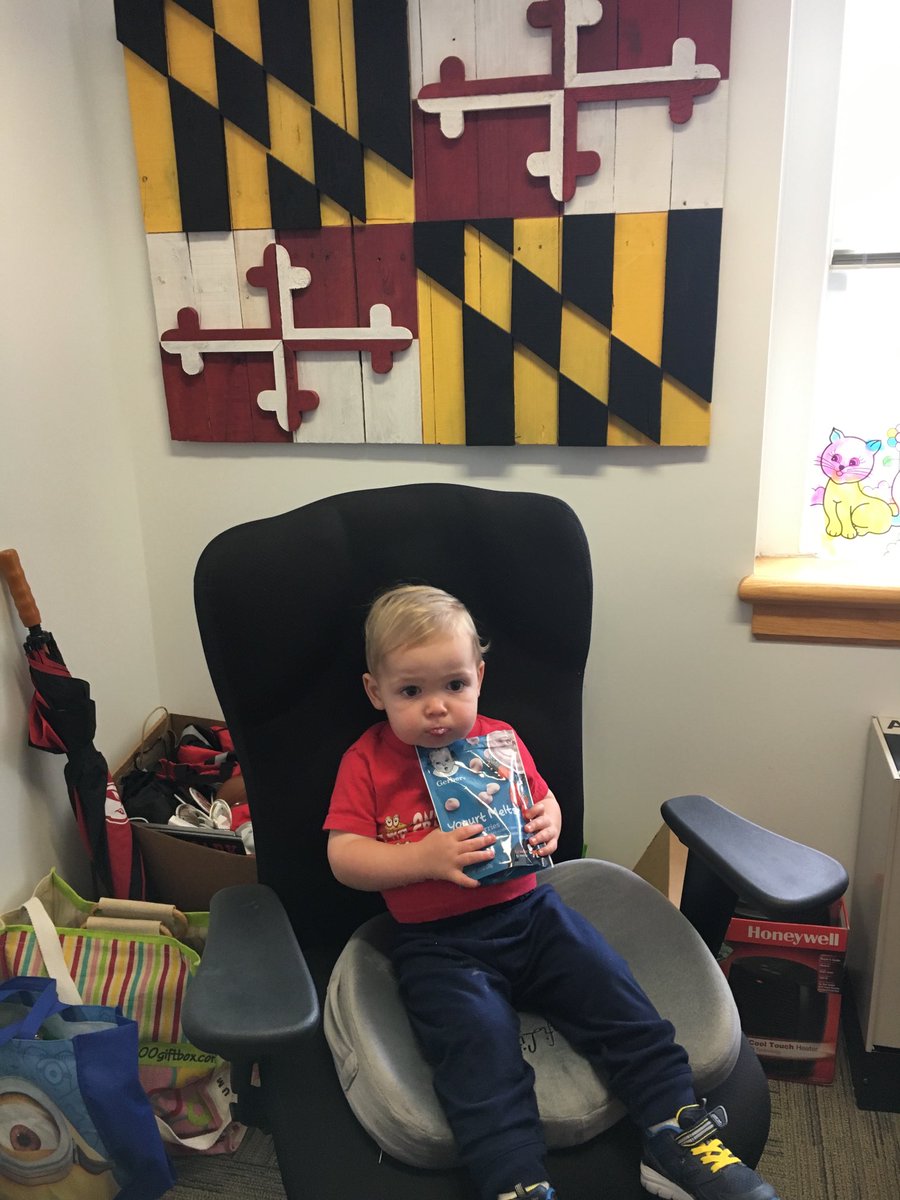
741, 0, 900, 643
802, 270, 900, 568
800, 0, 900, 568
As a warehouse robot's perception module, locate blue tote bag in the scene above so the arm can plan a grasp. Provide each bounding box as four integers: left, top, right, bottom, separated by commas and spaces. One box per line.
0, 976, 175, 1199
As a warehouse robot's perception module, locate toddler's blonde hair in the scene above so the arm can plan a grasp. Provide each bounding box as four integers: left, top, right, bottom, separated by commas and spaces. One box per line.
365, 585, 487, 675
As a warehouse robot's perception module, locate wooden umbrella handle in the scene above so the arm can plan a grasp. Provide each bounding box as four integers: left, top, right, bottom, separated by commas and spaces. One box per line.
0, 550, 41, 629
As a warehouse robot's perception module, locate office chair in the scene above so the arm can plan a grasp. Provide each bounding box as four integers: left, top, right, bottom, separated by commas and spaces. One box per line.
183, 483, 847, 1199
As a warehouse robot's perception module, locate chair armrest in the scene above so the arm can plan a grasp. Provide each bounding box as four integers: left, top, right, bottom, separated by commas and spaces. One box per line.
661, 794, 848, 916
182, 884, 320, 1063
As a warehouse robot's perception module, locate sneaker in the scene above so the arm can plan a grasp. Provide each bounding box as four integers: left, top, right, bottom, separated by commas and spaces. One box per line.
641, 1105, 779, 1200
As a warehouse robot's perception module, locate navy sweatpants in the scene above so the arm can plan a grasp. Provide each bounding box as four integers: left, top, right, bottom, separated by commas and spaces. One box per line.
391, 885, 695, 1200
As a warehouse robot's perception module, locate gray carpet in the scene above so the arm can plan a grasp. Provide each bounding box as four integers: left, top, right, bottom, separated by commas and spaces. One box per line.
758, 1038, 900, 1199
163, 1036, 899, 1199
164, 1127, 285, 1198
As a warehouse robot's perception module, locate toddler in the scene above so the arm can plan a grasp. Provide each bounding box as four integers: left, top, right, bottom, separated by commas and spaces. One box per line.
325, 584, 780, 1200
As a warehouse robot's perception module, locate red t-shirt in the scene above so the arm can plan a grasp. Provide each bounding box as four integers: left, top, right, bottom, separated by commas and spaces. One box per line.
324, 715, 549, 923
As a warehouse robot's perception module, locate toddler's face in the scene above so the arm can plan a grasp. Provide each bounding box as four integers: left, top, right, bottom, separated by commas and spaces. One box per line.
363, 631, 483, 748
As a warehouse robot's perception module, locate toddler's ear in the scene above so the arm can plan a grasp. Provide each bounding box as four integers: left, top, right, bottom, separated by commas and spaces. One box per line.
363, 672, 386, 710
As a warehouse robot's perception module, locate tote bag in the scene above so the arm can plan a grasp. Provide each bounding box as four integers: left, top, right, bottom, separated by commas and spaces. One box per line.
0, 872, 242, 1155
0, 976, 175, 1200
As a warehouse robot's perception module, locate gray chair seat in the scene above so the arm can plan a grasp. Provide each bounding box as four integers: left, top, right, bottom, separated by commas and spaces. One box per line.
324, 859, 741, 1168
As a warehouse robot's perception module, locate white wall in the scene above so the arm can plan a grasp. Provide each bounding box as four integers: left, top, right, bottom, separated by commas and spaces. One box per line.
0, 2, 161, 902
2, 0, 898, 913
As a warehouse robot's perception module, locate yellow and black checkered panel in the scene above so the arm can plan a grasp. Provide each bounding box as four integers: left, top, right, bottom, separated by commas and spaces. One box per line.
414, 212, 716, 446
114, 0, 412, 232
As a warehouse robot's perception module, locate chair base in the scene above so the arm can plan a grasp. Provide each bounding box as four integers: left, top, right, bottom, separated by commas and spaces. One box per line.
260, 1030, 768, 1200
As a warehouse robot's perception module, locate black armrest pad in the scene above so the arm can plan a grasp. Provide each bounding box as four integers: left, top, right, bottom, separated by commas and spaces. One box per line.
182, 884, 320, 1061
662, 795, 848, 916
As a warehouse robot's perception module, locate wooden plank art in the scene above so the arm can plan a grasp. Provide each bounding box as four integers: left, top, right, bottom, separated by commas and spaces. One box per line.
114, 0, 732, 446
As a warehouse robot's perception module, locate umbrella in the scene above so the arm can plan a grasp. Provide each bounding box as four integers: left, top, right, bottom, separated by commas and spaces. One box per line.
1, 549, 144, 899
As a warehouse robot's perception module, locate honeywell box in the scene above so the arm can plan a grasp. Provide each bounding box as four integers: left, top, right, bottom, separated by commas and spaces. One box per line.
718, 902, 849, 1085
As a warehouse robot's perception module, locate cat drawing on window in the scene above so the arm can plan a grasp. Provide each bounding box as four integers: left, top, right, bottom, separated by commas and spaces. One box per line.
816, 428, 897, 539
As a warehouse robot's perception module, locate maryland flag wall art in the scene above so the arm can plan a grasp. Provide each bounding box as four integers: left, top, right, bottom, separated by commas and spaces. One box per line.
115, 0, 732, 446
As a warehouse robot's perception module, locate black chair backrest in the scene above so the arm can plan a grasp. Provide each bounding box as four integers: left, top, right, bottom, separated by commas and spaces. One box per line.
194, 484, 592, 949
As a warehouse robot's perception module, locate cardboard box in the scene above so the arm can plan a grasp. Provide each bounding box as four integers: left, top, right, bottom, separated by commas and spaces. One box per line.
132, 824, 256, 912
633, 825, 688, 907
114, 711, 257, 911
718, 902, 849, 1085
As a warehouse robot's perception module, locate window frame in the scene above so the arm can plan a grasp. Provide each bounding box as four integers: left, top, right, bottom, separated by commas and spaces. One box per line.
740, 0, 900, 646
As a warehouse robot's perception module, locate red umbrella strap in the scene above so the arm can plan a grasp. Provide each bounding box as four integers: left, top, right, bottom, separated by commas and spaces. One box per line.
29, 650, 71, 677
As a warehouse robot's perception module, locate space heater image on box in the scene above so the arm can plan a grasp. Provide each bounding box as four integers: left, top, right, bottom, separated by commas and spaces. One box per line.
727, 956, 830, 1078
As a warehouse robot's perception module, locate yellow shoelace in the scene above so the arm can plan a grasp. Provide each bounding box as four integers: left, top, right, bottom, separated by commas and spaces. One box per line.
691, 1139, 742, 1173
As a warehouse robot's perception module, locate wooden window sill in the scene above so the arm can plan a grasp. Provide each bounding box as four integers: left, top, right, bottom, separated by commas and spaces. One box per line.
738, 557, 900, 646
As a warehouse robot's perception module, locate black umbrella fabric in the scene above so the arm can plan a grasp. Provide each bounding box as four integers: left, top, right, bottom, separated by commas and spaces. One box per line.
1, 550, 144, 899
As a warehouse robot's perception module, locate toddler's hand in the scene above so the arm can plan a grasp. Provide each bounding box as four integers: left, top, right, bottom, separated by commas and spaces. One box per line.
523, 794, 561, 857
417, 825, 495, 888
